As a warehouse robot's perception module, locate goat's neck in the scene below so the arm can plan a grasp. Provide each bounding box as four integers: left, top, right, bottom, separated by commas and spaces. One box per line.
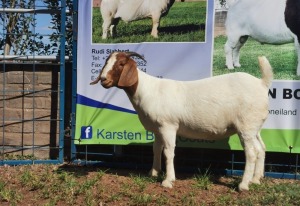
124, 69, 155, 107
123, 81, 138, 97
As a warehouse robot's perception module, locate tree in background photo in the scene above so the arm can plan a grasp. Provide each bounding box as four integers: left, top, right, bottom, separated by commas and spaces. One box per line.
0, 0, 73, 56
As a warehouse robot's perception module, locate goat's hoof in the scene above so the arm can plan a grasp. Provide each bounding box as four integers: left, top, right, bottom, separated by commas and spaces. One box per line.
238, 183, 249, 191
226, 65, 235, 70
161, 180, 173, 188
151, 33, 158, 38
251, 178, 261, 185
149, 169, 160, 177
234, 63, 241, 67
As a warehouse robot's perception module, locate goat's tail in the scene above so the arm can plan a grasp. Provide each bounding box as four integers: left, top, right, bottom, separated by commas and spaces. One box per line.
258, 56, 273, 88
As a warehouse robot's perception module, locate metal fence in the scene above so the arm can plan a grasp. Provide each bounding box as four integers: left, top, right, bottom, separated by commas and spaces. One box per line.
0, 0, 69, 165
70, 144, 300, 180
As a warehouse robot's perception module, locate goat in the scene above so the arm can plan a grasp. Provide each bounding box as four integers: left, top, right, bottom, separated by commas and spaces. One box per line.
90, 52, 273, 191
100, 0, 175, 39
224, 0, 300, 75
285, 0, 300, 72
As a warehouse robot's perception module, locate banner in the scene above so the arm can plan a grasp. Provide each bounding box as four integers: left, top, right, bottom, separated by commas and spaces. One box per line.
76, 0, 300, 153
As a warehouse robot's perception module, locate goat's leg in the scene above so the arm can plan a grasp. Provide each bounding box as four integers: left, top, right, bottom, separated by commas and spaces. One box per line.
102, 17, 113, 39
252, 133, 265, 184
149, 134, 163, 177
162, 145, 176, 188
109, 18, 120, 38
232, 35, 248, 67
295, 37, 300, 76
151, 13, 160, 38
239, 134, 257, 191
109, 25, 115, 38
160, 128, 176, 188
225, 34, 248, 69
225, 38, 237, 69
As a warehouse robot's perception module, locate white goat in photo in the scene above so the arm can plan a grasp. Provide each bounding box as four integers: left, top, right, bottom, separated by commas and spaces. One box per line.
91, 52, 273, 191
225, 0, 300, 75
285, 0, 300, 70
100, 0, 175, 39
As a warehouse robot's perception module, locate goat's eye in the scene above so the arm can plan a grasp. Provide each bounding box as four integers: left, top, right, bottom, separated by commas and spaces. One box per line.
118, 62, 126, 68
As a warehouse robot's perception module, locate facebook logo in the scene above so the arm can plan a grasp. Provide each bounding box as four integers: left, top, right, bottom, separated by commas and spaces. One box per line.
81, 126, 93, 139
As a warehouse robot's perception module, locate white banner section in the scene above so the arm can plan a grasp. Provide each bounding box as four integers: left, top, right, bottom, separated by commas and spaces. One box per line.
266, 81, 300, 130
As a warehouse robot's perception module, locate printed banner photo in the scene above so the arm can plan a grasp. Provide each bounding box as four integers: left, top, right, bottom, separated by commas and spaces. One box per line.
76, 0, 300, 153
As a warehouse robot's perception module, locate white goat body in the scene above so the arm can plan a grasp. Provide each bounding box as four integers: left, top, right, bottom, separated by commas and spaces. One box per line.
100, 0, 175, 39
133, 72, 267, 140
225, 0, 300, 75
91, 52, 273, 191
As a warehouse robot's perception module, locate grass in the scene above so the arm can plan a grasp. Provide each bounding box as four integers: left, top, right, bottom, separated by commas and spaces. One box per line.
92, 1, 206, 43
213, 35, 300, 80
0, 164, 300, 205
192, 169, 213, 190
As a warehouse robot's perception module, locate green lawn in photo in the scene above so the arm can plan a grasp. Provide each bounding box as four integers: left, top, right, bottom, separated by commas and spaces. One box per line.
213, 36, 300, 80
92, 1, 206, 43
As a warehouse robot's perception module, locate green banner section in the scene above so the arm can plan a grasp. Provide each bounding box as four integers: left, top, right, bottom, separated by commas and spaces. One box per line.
178, 130, 300, 153
75, 105, 300, 153
75, 104, 151, 145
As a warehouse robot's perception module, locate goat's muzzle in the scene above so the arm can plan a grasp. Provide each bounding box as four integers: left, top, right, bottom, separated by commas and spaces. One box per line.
90, 77, 101, 85
100, 77, 113, 88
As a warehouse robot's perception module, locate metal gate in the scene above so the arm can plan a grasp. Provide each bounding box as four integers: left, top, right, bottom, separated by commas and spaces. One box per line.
0, 0, 70, 165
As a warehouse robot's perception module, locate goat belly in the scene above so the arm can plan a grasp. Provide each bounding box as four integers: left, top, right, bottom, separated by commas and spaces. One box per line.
250, 31, 294, 45
114, 2, 149, 22
177, 126, 236, 140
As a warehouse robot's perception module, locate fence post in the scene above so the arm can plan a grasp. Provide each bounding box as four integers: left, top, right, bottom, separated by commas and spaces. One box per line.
59, 0, 67, 163
71, 0, 78, 162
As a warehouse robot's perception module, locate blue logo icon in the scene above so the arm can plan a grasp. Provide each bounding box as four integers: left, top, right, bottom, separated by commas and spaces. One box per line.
81, 126, 93, 139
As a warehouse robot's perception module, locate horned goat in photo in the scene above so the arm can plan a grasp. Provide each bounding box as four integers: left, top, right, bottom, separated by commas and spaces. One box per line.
90, 52, 273, 191
100, 0, 175, 39
225, 0, 300, 75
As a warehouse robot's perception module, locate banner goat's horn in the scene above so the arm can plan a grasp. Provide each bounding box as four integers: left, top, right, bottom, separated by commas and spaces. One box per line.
126, 52, 147, 62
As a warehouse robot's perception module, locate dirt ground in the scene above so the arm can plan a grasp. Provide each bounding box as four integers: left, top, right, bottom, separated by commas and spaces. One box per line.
0, 164, 299, 205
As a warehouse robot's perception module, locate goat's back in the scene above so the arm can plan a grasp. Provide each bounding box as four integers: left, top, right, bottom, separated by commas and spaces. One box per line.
180, 73, 269, 139
101, 0, 173, 22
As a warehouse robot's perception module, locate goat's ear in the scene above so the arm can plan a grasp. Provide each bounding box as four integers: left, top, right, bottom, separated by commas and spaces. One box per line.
118, 59, 138, 87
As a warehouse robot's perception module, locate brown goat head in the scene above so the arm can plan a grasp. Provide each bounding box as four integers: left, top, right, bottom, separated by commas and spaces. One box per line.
90, 52, 146, 89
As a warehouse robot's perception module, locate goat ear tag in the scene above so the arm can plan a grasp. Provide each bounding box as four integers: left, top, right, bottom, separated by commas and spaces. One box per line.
118, 61, 138, 87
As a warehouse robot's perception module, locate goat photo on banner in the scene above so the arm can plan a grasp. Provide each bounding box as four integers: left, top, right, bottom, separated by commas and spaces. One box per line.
214, 0, 300, 153
92, 0, 207, 43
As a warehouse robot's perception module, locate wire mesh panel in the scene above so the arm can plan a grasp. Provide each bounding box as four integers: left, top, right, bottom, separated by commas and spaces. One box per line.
0, 0, 70, 164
